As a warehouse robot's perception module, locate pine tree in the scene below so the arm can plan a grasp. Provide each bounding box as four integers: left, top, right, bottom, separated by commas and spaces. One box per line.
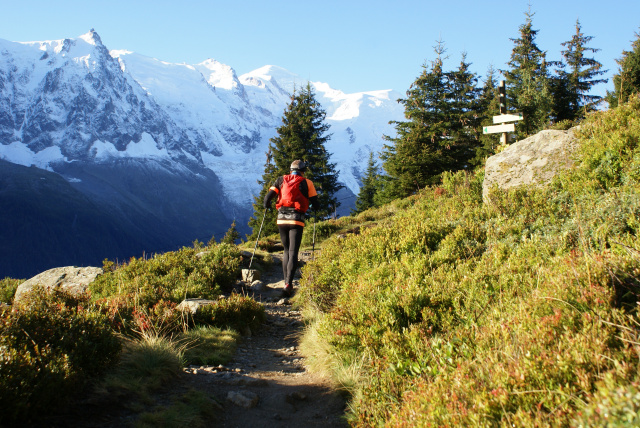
447, 52, 482, 169
607, 30, 640, 108
475, 65, 502, 162
380, 40, 457, 200
552, 19, 607, 121
503, 9, 552, 138
353, 151, 380, 214
380, 41, 484, 201
221, 220, 240, 245
248, 83, 342, 238
248, 147, 279, 239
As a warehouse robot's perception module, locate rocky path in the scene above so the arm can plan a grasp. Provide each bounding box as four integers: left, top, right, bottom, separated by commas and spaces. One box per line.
180, 253, 348, 427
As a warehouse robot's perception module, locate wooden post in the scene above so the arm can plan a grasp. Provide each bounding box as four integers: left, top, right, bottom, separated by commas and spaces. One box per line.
483, 81, 523, 144
499, 80, 508, 145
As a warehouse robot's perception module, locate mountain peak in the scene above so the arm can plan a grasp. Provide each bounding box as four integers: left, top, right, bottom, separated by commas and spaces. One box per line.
241, 65, 301, 94
79, 29, 103, 47
196, 59, 240, 91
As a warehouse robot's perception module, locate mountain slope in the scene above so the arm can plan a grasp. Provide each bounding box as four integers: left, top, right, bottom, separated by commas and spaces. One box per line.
0, 30, 403, 278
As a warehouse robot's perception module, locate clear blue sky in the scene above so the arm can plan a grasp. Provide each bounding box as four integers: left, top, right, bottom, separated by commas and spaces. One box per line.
1, 0, 638, 99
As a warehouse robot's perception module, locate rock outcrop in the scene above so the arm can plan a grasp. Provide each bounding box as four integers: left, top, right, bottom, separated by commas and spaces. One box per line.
13, 266, 103, 304
483, 128, 580, 201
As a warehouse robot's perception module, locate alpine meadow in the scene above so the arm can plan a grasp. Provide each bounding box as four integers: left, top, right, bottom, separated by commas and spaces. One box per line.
2, 8, 640, 428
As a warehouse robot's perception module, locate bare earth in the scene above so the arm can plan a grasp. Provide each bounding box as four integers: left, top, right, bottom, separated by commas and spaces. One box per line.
185, 253, 349, 427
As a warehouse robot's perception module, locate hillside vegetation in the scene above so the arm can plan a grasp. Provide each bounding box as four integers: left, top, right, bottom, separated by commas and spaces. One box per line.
297, 97, 640, 426
0, 242, 265, 425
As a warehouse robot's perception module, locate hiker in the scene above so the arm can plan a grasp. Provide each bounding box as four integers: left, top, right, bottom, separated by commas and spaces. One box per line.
263, 160, 318, 297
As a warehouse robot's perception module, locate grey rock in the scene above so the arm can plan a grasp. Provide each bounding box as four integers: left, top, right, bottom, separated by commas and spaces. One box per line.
483, 128, 579, 201
177, 298, 218, 314
242, 269, 260, 283
227, 390, 259, 408
250, 280, 265, 291
14, 266, 103, 304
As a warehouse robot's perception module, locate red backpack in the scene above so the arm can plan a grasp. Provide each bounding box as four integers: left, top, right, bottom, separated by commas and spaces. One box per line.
276, 174, 309, 213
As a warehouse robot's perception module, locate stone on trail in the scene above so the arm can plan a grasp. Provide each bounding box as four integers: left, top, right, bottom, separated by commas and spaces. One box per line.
242, 268, 260, 283
227, 390, 259, 408
250, 280, 265, 291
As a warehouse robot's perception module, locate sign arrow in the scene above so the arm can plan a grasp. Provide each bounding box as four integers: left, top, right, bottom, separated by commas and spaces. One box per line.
483, 123, 515, 134
493, 113, 523, 124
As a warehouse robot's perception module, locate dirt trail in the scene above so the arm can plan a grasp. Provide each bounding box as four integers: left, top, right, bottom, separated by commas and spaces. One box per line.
181, 253, 348, 427
33, 253, 347, 428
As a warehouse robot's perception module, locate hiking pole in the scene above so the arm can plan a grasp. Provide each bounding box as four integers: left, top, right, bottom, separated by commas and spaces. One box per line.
249, 208, 267, 270
312, 213, 317, 260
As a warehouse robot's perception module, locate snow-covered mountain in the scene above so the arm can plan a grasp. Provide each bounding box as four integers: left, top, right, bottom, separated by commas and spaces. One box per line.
0, 30, 404, 278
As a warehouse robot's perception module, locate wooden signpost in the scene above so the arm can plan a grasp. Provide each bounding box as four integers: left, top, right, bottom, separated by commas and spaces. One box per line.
483, 80, 523, 145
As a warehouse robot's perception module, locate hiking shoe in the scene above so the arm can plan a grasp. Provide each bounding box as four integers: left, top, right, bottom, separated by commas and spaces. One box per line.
283, 283, 293, 297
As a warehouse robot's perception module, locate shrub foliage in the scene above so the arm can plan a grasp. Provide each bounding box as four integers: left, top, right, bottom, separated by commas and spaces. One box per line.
0, 241, 265, 425
299, 98, 640, 426
0, 288, 121, 424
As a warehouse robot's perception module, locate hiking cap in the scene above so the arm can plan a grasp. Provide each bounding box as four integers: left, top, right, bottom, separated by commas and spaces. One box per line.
290, 160, 307, 171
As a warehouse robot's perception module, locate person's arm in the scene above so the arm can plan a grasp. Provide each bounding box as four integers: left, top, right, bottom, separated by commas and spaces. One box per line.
309, 195, 319, 210
263, 189, 277, 209
264, 177, 282, 209
306, 179, 319, 215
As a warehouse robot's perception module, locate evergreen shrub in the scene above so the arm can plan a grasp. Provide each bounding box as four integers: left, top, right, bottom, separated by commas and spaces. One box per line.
298, 99, 640, 426
191, 294, 265, 333
0, 277, 21, 304
90, 243, 241, 334
0, 287, 121, 425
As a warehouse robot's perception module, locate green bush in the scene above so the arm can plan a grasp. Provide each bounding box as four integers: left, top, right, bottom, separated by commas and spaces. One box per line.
89, 243, 242, 335
298, 100, 640, 426
191, 294, 265, 333
574, 375, 640, 427
0, 287, 121, 425
90, 243, 241, 306
0, 277, 22, 304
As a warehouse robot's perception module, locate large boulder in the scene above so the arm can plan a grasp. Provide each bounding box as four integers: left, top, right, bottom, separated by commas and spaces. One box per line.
483, 128, 580, 201
13, 266, 103, 304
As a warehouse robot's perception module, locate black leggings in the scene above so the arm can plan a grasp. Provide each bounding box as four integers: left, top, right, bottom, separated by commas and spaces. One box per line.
278, 224, 304, 285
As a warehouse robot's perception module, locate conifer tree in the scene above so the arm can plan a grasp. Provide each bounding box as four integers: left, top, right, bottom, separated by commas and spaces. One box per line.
607, 30, 640, 108
551, 19, 607, 121
503, 9, 552, 138
447, 52, 482, 168
353, 151, 380, 214
380, 41, 484, 201
475, 65, 502, 162
248, 83, 342, 238
380, 40, 457, 200
221, 220, 240, 245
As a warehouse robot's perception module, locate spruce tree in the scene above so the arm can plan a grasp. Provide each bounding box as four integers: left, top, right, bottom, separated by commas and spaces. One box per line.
447, 52, 482, 169
248, 83, 342, 238
607, 30, 640, 108
475, 65, 502, 162
380, 40, 456, 200
552, 19, 607, 121
380, 41, 484, 201
503, 9, 552, 138
353, 151, 380, 214
221, 220, 240, 245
